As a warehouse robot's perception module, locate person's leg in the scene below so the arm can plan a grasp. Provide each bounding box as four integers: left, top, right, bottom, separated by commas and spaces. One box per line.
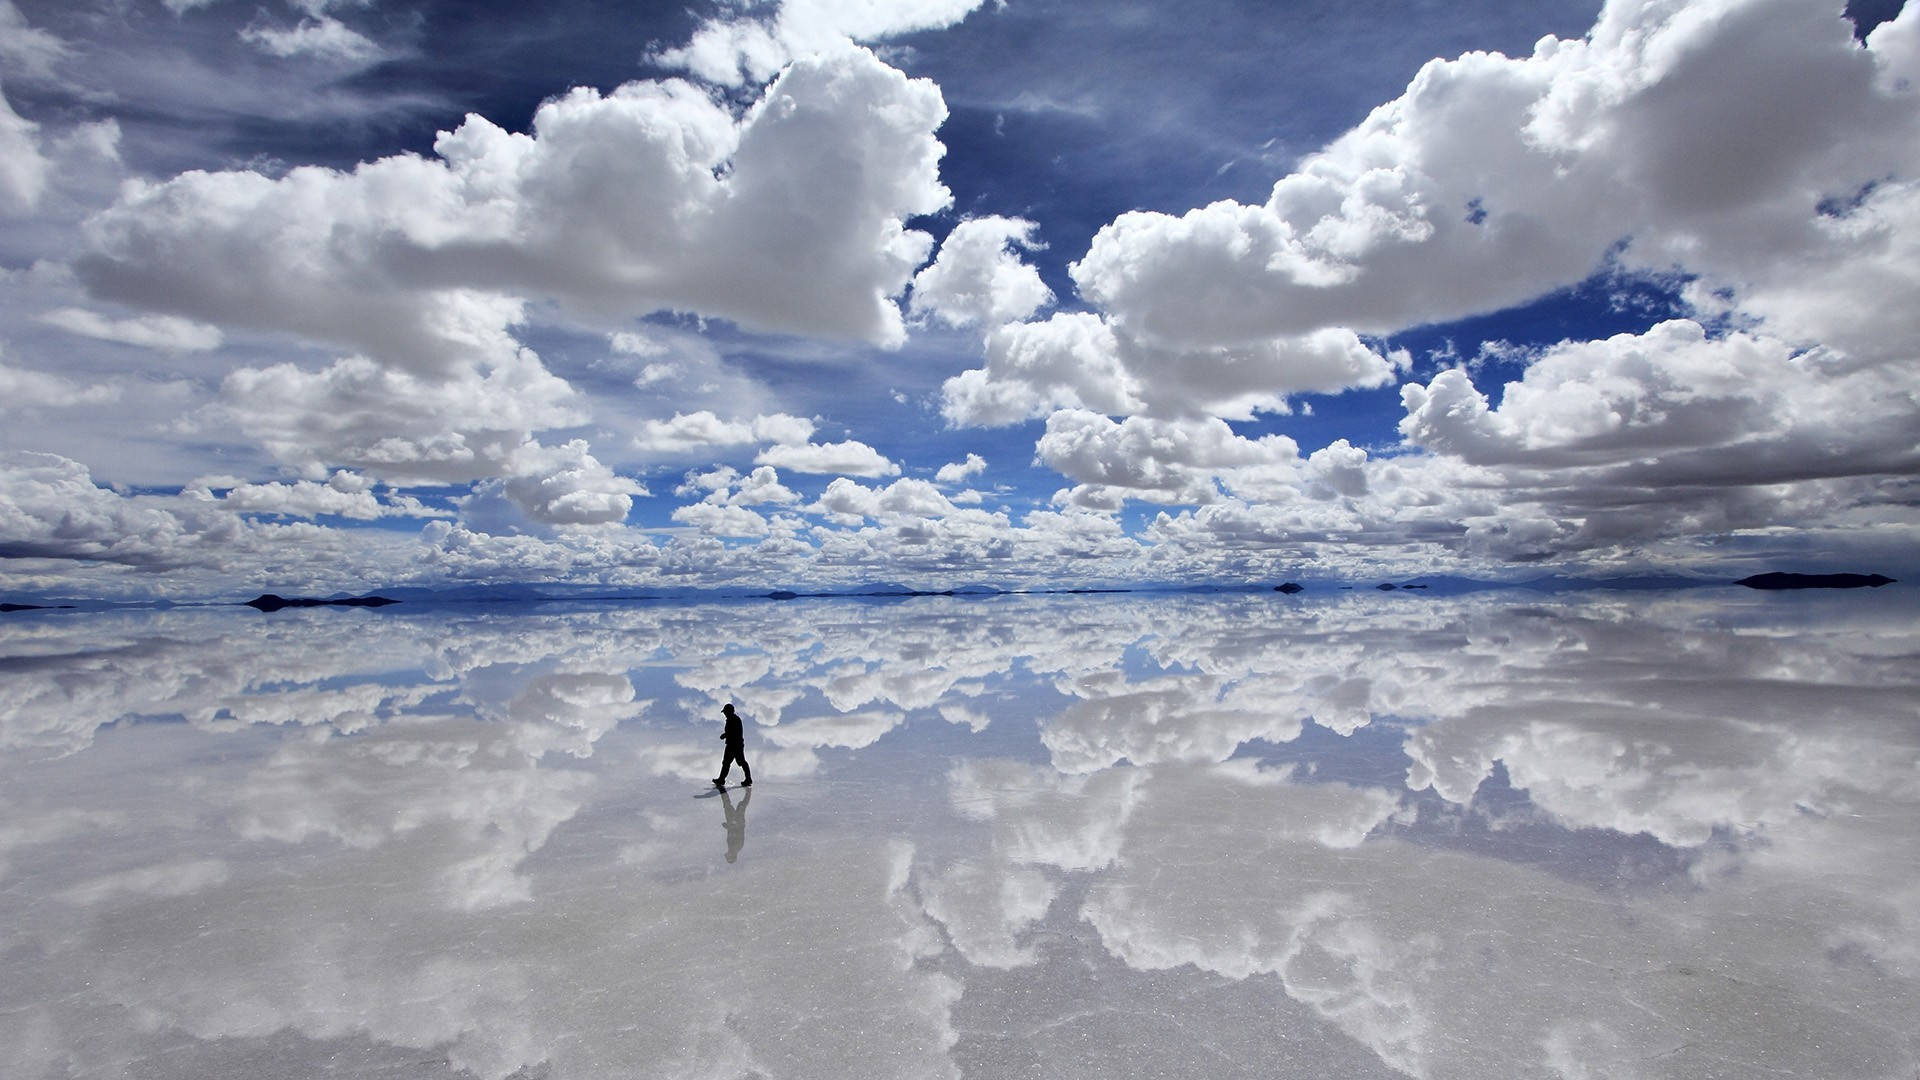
715, 747, 732, 784
739, 751, 751, 786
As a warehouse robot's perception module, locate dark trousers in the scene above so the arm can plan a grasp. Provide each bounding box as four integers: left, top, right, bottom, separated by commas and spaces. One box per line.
717, 743, 751, 783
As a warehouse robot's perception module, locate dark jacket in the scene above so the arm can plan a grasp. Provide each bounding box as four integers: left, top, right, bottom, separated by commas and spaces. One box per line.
722, 710, 744, 747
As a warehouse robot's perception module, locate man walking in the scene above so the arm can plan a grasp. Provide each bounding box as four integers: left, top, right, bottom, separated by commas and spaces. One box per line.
714, 702, 751, 788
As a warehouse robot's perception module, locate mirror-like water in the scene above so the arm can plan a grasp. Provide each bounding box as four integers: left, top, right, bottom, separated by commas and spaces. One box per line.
3, 589, 1916, 1079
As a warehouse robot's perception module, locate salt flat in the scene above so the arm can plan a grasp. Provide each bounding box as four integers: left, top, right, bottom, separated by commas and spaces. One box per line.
2, 588, 1915, 1079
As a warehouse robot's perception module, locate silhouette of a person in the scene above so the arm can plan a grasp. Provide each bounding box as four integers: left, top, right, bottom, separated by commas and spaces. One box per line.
713, 702, 752, 788
719, 785, 750, 863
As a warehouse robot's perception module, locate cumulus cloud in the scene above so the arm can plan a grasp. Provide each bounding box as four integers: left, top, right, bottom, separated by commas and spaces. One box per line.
37, 307, 223, 352
671, 500, 773, 539
933, 453, 985, 484
657, 0, 991, 87
1037, 411, 1301, 508
633, 411, 816, 455
78, 44, 950, 360
216, 351, 583, 485
727, 465, 799, 506
935, 0, 1920, 572
669, 465, 801, 538
203, 474, 452, 521
0, 451, 240, 568
814, 476, 958, 522
942, 312, 1398, 424
941, 313, 1139, 425
908, 216, 1053, 330
1393, 319, 1920, 562
1068, 0, 1919, 355
458, 440, 646, 530
756, 439, 899, 478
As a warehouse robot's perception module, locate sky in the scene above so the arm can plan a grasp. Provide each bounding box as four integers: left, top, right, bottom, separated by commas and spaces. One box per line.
0, 0, 1916, 598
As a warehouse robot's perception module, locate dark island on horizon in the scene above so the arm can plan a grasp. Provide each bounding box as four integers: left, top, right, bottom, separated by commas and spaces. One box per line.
1734, 572, 1897, 590
244, 594, 403, 612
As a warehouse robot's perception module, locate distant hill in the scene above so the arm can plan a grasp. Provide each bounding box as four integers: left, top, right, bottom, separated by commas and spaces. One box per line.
1735, 572, 1896, 590
244, 594, 401, 612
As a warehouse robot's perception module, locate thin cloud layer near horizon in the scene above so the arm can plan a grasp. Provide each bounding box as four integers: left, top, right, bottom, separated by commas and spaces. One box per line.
1, 0, 1916, 598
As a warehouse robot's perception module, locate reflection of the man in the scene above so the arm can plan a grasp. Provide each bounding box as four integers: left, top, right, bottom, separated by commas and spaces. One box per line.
719, 785, 750, 863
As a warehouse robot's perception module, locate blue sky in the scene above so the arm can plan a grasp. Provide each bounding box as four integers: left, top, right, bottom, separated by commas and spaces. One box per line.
0, 0, 1916, 597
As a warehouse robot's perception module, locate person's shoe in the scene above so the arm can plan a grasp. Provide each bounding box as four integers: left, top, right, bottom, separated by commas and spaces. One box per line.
741, 779, 751, 787
712, 778, 724, 788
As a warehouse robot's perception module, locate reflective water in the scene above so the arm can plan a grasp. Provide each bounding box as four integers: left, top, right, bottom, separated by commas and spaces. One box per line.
2, 589, 1916, 1079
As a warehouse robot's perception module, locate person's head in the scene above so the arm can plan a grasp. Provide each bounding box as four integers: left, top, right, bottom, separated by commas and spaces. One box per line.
722, 703, 736, 717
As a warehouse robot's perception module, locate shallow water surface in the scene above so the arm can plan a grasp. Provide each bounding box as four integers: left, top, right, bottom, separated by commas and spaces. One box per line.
3, 589, 1916, 1078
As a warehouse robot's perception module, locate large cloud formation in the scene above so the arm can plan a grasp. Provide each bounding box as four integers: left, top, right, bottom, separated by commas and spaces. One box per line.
57, 39, 951, 545
938, 0, 1920, 572
658, 0, 992, 87
3, 0, 1917, 598
78, 44, 950, 358
1066, 0, 1918, 352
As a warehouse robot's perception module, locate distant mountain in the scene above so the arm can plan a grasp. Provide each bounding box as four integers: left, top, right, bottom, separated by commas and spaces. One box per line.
244, 594, 401, 612
1735, 572, 1896, 590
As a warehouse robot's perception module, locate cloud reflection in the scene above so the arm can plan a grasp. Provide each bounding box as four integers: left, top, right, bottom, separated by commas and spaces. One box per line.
0, 589, 1914, 1077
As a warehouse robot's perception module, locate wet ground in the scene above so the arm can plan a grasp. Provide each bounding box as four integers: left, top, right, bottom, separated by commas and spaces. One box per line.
3, 587, 1916, 1078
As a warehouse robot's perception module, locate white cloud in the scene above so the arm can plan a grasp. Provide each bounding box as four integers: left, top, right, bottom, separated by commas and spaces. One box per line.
0, 360, 120, 410
942, 312, 1397, 425
206, 475, 452, 521
933, 453, 985, 485
78, 44, 951, 359
239, 15, 381, 63
0, 452, 433, 588
0, 452, 233, 568
814, 476, 958, 521
631, 362, 679, 387
1067, 0, 1920, 357
756, 439, 899, 477
0, 3, 67, 82
671, 500, 772, 539
1393, 319, 1920, 562
941, 313, 1141, 426
458, 440, 646, 530
1037, 411, 1300, 508
908, 216, 1053, 330
0, 85, 48, 214
608, 330, 666, 358
37, 307, 223, 352
634, 411, 816, 455
657, 0, 991, 87
931, 0, 1920, 572
728, 465, 799, 507
668, 465, 799, 537
216, 351, 584, 485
